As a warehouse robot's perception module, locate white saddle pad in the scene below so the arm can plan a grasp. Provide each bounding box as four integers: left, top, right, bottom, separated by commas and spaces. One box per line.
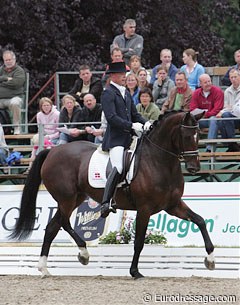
88, 147, 135, 188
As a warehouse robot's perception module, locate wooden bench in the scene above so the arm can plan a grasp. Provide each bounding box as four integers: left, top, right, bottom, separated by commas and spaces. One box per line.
199, 138, 240, 149
4, 134, 35, 140
7, 145, 33, 152
183, 169, 240, 182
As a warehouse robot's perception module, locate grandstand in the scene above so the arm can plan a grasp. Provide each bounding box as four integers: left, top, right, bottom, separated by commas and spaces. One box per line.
0, 67, 239, 184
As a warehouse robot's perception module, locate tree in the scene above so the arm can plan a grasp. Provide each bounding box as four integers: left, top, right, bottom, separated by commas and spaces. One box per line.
0, 0, 239, 120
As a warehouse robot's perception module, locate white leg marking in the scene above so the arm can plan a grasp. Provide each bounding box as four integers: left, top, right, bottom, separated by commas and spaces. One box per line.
78, 247, 90, 265
207, 251, 215, 263
38, 256, 51, 278
204, 251, 215, 270
79, 247, 89, 260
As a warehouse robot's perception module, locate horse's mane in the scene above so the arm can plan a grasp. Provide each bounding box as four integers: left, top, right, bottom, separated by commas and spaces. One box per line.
147, 110, 184, 135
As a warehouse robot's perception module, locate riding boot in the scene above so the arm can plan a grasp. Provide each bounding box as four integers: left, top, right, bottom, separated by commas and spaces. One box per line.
101, 167, 121, 218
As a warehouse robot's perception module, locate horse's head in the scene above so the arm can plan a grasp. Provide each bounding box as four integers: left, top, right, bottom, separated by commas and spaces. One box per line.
146, 111, 203, 174
177, 111, 203, 174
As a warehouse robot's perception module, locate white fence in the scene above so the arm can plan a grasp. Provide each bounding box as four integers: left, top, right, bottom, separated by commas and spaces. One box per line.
0, 245, 239, 279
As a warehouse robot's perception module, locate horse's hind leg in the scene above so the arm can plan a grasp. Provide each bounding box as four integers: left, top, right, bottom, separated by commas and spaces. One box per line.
61, 217, 89, 266
166, 200, 215, 270
38, 209, 62, 277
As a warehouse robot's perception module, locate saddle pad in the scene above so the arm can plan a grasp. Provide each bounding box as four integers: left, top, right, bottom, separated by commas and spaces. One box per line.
88, 149, 135, 188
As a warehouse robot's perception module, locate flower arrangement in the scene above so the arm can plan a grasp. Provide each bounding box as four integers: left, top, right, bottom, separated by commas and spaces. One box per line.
99, 216, 167, 245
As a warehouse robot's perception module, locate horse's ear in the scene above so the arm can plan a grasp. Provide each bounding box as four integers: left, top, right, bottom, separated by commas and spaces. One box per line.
193, 111, 205, 121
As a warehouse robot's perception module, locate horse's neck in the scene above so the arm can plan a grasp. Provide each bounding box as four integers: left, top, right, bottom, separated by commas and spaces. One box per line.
142, 133, 179, 165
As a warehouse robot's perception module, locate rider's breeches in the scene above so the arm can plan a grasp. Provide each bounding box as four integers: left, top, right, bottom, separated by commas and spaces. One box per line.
109, 146, 124, 174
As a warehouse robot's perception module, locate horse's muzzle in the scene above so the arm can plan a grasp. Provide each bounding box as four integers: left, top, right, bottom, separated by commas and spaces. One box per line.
185, 163, 200, 174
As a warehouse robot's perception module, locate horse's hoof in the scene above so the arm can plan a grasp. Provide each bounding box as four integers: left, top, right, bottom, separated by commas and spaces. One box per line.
134, 274, 145, 280
204, 257, 215, 270
38, 268, 51, 278
131, 270, 144, 280
78, 253, 89, 265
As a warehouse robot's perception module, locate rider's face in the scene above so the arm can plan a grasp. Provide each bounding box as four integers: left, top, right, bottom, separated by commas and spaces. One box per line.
110, 73, 126, 86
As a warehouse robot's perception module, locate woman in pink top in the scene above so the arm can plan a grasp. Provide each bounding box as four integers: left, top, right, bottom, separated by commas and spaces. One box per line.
26, 97, 60, 173
36, 97, 60, 144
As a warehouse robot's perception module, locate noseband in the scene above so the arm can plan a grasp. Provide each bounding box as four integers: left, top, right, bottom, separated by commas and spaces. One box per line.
144, 114, 199, 161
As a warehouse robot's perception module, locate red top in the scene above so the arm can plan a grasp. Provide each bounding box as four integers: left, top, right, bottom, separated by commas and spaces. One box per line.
190, 85, 224, 118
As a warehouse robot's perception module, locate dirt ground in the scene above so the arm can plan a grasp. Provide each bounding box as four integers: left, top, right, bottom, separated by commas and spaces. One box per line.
0, 275, 239, 305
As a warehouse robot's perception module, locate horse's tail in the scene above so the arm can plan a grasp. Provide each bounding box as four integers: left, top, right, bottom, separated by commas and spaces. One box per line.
9, 149, 50, 240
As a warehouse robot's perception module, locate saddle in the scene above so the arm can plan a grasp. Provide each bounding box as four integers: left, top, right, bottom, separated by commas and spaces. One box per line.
88, 136, 140, 188
106, 149, 134, 181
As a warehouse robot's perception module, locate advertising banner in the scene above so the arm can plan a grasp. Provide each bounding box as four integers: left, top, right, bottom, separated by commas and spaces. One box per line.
0, 183, 239, 246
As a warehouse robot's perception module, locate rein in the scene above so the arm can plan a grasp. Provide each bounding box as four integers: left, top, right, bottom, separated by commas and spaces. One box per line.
144, 121, 199, 161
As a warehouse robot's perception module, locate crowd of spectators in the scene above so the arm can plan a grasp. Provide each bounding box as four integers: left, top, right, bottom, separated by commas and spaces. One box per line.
1, 18, 240, 174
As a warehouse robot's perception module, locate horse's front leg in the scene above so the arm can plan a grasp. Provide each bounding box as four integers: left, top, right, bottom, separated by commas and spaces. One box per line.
130, 211, 150, 279
166, 200, 215, 270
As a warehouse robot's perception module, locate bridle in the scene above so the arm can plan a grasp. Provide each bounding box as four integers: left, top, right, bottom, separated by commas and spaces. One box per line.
144, 114, 199, 161
178, 123, 199, 161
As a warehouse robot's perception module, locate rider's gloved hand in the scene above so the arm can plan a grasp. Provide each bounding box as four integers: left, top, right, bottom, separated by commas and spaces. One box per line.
132, 122, 143, 132
143, 121, 152, 131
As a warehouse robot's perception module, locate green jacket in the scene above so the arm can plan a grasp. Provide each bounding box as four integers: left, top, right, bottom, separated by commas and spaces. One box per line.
0, 64, 26, 99
136, 102, 160, 121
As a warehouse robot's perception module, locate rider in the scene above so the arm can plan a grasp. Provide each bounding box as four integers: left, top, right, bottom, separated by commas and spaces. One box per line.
100, 61, 147, 218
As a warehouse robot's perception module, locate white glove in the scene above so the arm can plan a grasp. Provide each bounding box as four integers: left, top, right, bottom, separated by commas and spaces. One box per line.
132, 122, 143, 132
144, 121, 152, 131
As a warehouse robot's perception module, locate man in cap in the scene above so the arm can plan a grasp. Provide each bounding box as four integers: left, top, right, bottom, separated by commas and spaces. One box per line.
100, 61, 146, 218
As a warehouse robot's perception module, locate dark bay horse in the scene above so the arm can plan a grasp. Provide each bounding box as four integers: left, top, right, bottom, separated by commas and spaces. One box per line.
10, 111, 215, 278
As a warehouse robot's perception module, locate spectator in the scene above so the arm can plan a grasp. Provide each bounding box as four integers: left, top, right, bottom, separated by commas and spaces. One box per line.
190, 74, 224, 152
0, 50, 26, 135
161, 71, 192, 114
36, 97, 60, 144
127, 55, 151, 82
82, 93, 102, 143
26, 97, 60, 173
217, 69, 240, 151
100, 62, 146, 218
69, 64, 103, 106
150, 48, 178, 84
0, 123, 8, 169
91, 112, 107, 144
222, 49, 240, 86
58, 94, 84, 144
137, 68, 152, 90
180, 48, 205, 90
136, 87, 160, 121
152, 65, 175, 109
101, 47, 130, 88
127, 55, 142, 75
126, 73, 140, 105
110, 19, 144, 65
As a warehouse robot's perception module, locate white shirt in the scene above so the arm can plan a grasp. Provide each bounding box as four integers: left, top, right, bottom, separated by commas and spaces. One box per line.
110, 81, 126, 99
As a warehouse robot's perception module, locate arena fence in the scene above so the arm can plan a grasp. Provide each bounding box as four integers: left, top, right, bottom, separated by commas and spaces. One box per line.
0, 245, 239, 279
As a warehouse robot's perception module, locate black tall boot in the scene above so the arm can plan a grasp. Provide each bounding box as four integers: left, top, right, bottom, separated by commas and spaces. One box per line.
101, 167, 121, 218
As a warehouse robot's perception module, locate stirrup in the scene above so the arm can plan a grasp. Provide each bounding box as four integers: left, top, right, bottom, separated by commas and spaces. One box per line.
100, 200, 117, 218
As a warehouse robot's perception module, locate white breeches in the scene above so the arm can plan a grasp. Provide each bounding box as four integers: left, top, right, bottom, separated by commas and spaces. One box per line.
109, 146, 124, 174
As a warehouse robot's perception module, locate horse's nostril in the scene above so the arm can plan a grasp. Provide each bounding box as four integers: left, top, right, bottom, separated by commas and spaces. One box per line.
187, 167, 199, 175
